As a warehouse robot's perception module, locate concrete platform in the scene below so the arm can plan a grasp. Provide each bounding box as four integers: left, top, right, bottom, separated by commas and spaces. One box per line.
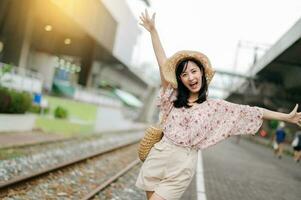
202, 138, 301, 200
0, 130, 66, 148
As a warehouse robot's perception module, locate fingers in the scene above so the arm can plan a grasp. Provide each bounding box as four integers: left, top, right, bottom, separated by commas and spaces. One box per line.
290, 104, 299, 116
152, 12, 156, 21
139, 9, 155, 29
139, 16, 145, 23
140, 9, 147, 20
140, 12, 145, 21
145, 9, 150, 19
293, 104, 299, 113
140, 9, 154, 21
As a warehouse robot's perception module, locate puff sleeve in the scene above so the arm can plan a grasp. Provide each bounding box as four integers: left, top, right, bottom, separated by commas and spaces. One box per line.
198, 99, 264, 149
156, 84, 177, 116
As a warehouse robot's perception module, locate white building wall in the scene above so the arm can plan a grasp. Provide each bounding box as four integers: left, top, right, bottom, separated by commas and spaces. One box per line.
101, 66, 145, 98
27, 52, 57, 91
101, 0, 141, 67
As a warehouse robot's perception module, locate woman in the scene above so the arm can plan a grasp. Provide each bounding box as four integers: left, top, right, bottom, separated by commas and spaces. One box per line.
136, 10, 301, 200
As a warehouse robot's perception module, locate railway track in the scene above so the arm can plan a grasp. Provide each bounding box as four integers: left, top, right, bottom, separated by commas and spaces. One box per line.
0, 141, 142, 199
0, 128, 145, 160
82, 159, 141, 200
0, 131, 143, 183
91, 162, 145, 200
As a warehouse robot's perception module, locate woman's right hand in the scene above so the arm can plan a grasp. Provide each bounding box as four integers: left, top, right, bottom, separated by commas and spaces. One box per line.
139, 9, 156, 32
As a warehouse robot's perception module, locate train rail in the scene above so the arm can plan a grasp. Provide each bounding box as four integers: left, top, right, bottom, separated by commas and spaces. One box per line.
0, 141, 141, 199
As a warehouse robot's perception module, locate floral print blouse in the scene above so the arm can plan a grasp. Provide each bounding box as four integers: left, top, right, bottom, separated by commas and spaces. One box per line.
157, 84, 264, 150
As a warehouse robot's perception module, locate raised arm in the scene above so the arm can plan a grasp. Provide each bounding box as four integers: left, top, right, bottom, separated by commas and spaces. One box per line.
262, 104, 301, 127
139, 9, 169, 89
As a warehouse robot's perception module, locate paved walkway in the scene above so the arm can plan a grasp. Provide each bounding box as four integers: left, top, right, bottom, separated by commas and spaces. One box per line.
202, 138, 301, 200
0, 124, 147, 149
248, 135, 294, 154
0, 130, 65, 148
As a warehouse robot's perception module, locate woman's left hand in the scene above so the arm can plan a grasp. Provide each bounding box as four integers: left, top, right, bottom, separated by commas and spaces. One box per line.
286, 104, 301, 127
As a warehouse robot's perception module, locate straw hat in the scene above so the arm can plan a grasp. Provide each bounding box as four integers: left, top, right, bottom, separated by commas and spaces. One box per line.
162, 50, 215, 88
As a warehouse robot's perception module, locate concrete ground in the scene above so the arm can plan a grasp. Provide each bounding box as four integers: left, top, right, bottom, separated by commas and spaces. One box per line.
202, 138, 301, 200
0, 130, 66, 148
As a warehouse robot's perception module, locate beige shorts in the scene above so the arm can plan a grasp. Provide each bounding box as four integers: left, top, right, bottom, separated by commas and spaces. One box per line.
136, 139, 198, 200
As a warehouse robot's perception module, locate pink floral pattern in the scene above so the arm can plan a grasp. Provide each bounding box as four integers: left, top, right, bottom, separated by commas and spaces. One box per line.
156, 84, 264, 150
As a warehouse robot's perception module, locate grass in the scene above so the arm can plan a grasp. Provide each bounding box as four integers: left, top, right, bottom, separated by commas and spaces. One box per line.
45, 96, 97, 121
34, 96, 98, 136
0, 148, 24, 160
35, 117, 94, 137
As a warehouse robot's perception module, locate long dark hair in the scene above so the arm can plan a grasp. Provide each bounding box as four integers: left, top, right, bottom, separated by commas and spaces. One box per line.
173, 58, 208, 108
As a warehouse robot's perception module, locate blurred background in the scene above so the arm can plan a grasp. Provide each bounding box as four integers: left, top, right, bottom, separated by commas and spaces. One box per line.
0, 0, 300, 136
0, 0, 301, 137
0, 0, 301, 199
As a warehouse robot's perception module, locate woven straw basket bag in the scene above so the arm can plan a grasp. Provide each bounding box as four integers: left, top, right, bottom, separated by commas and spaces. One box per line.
138, 125, 163, 162
138, 103, 173, 162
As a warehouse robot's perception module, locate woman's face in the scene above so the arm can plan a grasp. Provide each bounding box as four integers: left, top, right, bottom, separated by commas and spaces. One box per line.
180, 61, 203, 94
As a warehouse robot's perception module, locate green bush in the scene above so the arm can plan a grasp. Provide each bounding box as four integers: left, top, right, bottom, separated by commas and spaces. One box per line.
54, 106, 68, 119
0, 64, 13, 81
268, 120, 279, 129
0, 87, 32, 114
0, 87, 10, 113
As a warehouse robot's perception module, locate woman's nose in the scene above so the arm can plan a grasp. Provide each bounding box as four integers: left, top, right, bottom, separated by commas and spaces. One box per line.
188, 73, 194, 80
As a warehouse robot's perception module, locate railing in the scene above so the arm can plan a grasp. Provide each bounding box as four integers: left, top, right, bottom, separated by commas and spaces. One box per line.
74, 86, 122, 107
0, 63, 43, 94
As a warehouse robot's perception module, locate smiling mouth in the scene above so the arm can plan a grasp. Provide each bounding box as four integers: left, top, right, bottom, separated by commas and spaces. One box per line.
189, 82, 198, 89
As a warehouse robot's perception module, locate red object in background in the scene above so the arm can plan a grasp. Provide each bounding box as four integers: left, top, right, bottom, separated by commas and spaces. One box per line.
260, 130, 267, 137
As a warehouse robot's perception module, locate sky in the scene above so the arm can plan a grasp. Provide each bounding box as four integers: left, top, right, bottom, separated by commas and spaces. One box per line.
127, 0, 301, 97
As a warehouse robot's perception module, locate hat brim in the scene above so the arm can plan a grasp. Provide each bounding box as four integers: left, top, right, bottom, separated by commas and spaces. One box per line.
162, 50, 215, 88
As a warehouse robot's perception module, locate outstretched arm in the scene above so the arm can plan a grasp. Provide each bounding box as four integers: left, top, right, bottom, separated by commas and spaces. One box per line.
262, 104, 301, 127
139, 9, 169, 89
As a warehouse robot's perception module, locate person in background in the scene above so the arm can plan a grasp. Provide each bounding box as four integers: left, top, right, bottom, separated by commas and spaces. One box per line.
274, 122, 286, 159
291, 130, 301, 162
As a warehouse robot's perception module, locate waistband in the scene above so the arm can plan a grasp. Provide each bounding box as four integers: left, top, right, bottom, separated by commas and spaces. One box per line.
161, 136, 198, 151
